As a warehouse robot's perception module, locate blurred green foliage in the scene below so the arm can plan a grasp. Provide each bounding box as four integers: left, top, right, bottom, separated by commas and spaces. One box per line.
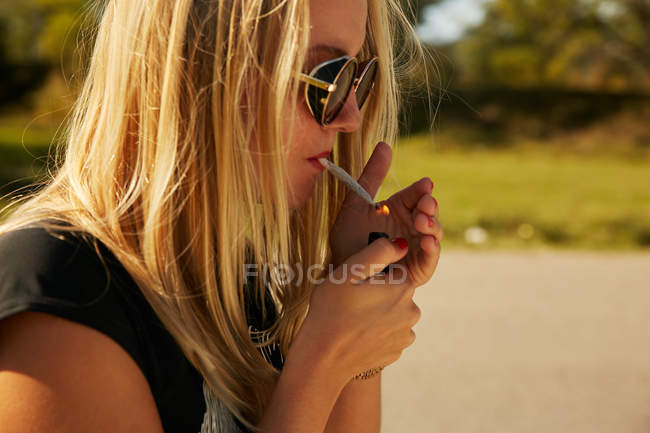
450, 0, 650, 91
2, 0, 649, 92
0, 0, 87, 109
0, 0, 85, 64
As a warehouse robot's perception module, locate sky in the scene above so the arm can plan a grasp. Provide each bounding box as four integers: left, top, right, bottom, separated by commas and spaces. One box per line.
416, 0, 491, 45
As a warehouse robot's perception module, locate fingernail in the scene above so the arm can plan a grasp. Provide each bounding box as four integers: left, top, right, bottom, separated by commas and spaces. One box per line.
391, 237, 408, 249
428, 216, 434, 228
432, 197, 438, 209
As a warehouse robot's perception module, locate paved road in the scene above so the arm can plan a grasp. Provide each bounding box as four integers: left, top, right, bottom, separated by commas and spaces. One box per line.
381, 250, 650, 433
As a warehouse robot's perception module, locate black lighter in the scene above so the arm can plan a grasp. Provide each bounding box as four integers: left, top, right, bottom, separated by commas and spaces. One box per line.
368, 231, 390, 274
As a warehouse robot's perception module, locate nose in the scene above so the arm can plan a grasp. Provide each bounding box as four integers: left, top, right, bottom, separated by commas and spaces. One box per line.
324, 88, 361, 133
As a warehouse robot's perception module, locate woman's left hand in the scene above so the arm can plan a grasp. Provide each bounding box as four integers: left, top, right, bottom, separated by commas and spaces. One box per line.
329, 142, 443, 287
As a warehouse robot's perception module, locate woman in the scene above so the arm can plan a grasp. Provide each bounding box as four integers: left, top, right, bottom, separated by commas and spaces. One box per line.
0, 0, 443, 432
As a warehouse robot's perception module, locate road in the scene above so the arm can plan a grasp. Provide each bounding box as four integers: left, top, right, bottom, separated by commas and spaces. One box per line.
381, 249, 650, 433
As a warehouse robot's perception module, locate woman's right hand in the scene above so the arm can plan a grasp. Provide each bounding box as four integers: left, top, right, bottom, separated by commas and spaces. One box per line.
295, 236, 419, 383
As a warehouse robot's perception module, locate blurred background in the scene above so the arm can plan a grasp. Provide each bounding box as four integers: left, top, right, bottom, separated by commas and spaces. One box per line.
0, 1, 649, 432
380, 0, 650, 250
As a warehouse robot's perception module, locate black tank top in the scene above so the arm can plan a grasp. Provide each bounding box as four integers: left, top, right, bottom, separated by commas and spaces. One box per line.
0, 225, 284, 432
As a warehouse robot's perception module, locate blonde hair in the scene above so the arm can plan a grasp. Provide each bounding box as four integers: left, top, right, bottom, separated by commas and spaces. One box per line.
0, 0, 431, 429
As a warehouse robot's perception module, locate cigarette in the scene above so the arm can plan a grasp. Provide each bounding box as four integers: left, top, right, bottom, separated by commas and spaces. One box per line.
318, 158, 390, 216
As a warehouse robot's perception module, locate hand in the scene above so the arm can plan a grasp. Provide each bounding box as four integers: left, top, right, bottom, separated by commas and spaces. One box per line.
329, 141, 443, 287
294, 235, 420, 385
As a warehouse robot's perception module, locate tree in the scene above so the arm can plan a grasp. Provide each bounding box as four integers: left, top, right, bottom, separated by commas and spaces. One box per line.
449, 0, 650, 92
400, 0, 445, 24
0, 0, 85, 66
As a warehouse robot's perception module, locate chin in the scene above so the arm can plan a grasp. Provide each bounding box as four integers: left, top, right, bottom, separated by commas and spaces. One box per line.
288, 194, 311, 211
288, 182, 318, 210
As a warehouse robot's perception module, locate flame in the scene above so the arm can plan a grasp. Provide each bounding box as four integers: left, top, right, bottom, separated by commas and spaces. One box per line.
375, 204, 390, 216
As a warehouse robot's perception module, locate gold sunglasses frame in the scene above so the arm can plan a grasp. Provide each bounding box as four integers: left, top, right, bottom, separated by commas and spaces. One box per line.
298, 55, 379, 126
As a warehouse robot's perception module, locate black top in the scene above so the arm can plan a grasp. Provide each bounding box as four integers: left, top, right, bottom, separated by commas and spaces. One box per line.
0, 225, 284, 433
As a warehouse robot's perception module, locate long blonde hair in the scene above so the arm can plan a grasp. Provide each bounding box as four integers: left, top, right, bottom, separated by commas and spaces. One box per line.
0, 0, 431, 429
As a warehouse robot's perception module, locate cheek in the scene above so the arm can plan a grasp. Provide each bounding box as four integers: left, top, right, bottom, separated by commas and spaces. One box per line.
282, 98, 324, 209
283, 94, 317, 157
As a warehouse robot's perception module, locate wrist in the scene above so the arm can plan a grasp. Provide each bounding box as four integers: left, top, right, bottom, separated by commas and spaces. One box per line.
286, 316, 351, 391
257, 320, 350, 433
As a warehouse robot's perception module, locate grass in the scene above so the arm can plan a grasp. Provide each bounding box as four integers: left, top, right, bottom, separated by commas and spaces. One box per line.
2, 115, 649, 250
377, 135, 650, 250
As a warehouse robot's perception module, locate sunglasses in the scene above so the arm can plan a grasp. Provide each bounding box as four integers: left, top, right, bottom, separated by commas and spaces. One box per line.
298, 55, 379, 126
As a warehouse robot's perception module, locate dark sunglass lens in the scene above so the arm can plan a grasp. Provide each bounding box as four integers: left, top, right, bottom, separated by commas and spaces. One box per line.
323, 61, 356, 124
356, 60, 378, 110
306, 57, 349, 125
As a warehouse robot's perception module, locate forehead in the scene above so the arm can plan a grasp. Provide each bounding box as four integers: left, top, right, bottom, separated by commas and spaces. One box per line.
308, 0, 368, 58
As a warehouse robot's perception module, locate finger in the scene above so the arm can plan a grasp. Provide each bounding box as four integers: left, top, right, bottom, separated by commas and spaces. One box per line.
364, 265, 413, 290
355, 141, 392, 201
414, 235, 441, 284
415, 194, 438, 220
413, 212, 444, 242
337, 236, 408, 282
394, 177, 434, 212
392, 233, 439, 287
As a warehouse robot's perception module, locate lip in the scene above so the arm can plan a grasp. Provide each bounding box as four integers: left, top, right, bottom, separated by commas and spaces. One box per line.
307, 150, 332, 160
306, 150, 331, 172
307, 158, 326, 171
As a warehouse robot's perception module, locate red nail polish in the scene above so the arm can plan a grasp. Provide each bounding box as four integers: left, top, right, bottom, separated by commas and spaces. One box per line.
428, 217, 434, 227
391, 237, 408, 249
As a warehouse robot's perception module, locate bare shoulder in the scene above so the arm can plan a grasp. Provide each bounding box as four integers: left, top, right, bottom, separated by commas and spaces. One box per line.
0, 311, 164, 433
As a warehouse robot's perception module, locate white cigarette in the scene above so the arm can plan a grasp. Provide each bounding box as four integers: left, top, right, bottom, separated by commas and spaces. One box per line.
318, 158, 378, 207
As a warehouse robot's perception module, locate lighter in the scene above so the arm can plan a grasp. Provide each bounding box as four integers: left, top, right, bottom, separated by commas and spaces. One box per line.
368, 231, 391, 274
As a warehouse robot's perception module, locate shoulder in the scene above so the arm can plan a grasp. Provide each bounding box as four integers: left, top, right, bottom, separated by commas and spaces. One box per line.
0, 310, 165, 432
0, 224, 154, 387
0, 224, 209, 432
0, 225, 115, 306
0, 225, 147, 365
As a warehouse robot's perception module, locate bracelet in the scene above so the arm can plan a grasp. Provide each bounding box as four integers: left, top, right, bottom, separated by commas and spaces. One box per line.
353, 365, 384, 380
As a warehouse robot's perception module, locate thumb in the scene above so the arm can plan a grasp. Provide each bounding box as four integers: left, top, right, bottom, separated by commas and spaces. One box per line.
334, 235, 408, 283
355, 141, 392, 201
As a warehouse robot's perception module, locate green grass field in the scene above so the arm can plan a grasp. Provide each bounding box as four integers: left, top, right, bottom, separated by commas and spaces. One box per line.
378, 135, 650, 250
2, 116, 649, 250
